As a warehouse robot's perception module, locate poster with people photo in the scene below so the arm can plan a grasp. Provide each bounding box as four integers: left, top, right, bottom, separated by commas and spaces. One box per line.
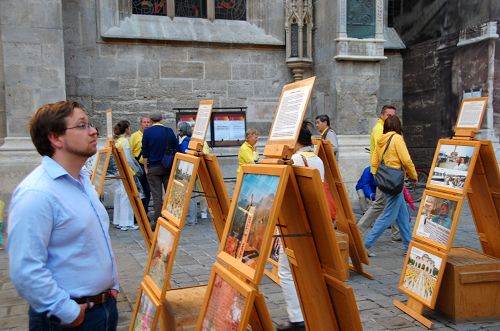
197, 262, 256, 331
218, 165, 289, 283
399, 241, 447, 308
144, 218, 180, 299
161, 153, 200, 227
413, 191, 463, 251
130, 281, 161, 331
428, 139, 480, 194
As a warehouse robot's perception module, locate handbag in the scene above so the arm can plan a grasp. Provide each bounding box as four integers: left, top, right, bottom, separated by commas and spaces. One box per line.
374, 134, 404, 195
161, 127, 179, 170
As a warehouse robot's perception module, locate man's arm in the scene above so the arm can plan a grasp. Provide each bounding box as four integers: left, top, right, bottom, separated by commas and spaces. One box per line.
7, 190, 81, 324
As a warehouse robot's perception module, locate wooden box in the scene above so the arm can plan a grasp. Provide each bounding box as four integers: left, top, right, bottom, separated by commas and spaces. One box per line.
335, 230, 350, 280
161, 285, 207, 331
435, 247, 500, 322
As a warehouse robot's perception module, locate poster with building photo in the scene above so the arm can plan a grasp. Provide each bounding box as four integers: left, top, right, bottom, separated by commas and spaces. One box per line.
428, 140, 480, 194
399, 241, 447, 308
414, 191, 463, 251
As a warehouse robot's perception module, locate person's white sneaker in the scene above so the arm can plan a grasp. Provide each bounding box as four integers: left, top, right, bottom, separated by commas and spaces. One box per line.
367, 250, 377, 257
128, 225, 139, 230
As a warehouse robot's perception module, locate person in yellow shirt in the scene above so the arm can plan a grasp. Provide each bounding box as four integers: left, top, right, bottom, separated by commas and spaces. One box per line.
358, 105, 397, 255
130, 117, 151, 214
237, 129, 259, 174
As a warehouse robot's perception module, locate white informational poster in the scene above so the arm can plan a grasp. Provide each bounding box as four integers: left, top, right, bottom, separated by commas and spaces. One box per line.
106, 109, 113, 139
456, 99, 486, 128
192, 104, 212, 140
214, 115, 245, 142
269, 86, 310, 140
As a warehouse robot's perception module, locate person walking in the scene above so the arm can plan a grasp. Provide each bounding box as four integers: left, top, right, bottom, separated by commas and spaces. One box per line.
314, 114, 339, 160
7, 101, 119, 330
130, 117, 152, 215
364, 115, 417, 255
142, 113, 178, 229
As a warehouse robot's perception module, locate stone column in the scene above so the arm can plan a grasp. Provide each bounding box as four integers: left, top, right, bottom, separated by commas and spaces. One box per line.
0, 0, 66, 202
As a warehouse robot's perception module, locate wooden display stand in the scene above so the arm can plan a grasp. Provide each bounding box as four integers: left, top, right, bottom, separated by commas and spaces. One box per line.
395, 97, 500, 329
196, 77, 362, 330
313, 138, 372, 279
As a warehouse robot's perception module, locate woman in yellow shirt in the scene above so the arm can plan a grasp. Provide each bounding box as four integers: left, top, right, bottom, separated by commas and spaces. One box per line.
364, 115, 417, 255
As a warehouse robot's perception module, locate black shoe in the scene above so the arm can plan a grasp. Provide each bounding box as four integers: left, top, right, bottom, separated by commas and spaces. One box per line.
276, 321, 305, 331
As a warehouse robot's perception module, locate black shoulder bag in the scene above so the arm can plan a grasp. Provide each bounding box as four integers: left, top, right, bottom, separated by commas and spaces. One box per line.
374, 134, 404, 195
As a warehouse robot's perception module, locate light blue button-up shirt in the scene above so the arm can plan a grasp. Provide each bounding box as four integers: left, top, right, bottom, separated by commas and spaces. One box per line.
7, 156, 119, 324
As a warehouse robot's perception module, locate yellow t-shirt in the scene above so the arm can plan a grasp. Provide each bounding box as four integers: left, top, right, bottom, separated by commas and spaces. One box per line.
370, 119, 384, 157
129, 130, 143, 164
237, 141, 258, 174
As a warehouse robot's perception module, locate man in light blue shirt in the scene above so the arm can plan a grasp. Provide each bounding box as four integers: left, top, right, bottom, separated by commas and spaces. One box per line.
7, 101, 120, 330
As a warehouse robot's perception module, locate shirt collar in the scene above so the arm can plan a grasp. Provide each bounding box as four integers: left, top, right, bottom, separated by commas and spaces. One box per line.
321, 127, 329, 136
42, 155, 87, 182
152, 123, 164, 127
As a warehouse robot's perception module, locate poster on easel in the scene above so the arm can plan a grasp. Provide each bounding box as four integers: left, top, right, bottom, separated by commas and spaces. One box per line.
399, 241, 447, 309
455, 97, 487, 131
413, 190, 464, 251
264, 77, 316, 158
218, 166, 290, 283
189, 100, 213, 151
427, 139, 481, 195
161, 153, 201, 228
130, 281, 161, 331
91, 147, 112, 196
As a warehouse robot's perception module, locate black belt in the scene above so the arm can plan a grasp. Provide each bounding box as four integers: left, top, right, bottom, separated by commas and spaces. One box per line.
72, 290, 111, 305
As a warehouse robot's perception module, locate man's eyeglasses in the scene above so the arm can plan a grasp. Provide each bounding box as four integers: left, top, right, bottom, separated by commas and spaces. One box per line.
64, 123, 95, 131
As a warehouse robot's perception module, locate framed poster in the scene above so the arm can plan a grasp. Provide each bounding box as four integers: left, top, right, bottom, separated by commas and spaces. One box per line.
399, 241, 447, 308
413, 190, 463, 251
197, 262, 256, 331
144, 217, 180, 299
91, 147, 112, 196
218, 165, 290, 283
129, 281, 161, 331
455, 97, 487, 130
106, 108, 113, 139
161, 153, 201, 227
265, 76, 316, 158
427, 139, 480, 194
191, 100, 214, 141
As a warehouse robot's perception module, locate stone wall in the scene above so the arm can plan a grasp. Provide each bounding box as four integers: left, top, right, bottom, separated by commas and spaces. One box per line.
64, 0, 290, 136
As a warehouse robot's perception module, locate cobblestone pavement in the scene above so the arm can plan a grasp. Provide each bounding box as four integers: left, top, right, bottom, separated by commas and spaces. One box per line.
1, 201, 499, 330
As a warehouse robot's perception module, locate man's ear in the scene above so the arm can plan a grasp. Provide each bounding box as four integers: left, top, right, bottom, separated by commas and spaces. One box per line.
48, 133, 63, 151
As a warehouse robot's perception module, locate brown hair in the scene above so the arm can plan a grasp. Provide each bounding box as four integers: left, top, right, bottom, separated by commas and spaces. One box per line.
113, 120, 130, 139
381, 105, 397, 114
245, 129, 259, 139
29, 101, 81, 157
383, 115, 403, 135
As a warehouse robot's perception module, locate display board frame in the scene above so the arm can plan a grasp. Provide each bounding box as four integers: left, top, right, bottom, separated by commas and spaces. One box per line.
188, 99, 213, 151
263, 76, 316, 159
427, 139, 481, 195
455, 97, 487, 137
144, 217, 181, 300
196, 262, 257, 331
130, 281, 161, 331
218, 165, 290, 284
413, 190, 464, 251
399, 241, 447, 309
161, 153, 201, 228
90, 147, 112, 196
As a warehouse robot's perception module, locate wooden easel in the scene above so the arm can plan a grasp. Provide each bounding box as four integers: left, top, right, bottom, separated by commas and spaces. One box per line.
196, 77, 362, 330
394, 97, 500, 328
313, 138, 372, 279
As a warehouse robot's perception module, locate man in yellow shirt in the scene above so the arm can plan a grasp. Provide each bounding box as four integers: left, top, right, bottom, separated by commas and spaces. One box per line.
130, 117, 152, 213
237, 129, 259, 174
358, 105, 399, 254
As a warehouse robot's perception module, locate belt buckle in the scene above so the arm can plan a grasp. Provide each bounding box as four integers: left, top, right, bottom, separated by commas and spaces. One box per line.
100, 291, 108, 303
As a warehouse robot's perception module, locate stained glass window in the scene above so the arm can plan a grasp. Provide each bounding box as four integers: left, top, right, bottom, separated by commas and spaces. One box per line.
346, 0, 375, 39
290, 23, 299, 57
175, 0, 207, 18
215, 0, 246, 20
132, 0, 168, 16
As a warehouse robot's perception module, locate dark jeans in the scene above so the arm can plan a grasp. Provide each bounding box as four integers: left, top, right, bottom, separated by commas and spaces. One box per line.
147, 165, 170, 224
28, 298, 118, 331
138, 164, 151, 214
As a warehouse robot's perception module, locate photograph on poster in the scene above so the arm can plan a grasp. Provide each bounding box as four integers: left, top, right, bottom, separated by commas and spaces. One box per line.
429, 143, 475, 191
145, 219, 179, 296
414, 192, 461, 250
222, 174, 280, 268
131, 283, 160, 331
400, 243, 446, 308
164, 159, 195, 220
202, 274, 246, 330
